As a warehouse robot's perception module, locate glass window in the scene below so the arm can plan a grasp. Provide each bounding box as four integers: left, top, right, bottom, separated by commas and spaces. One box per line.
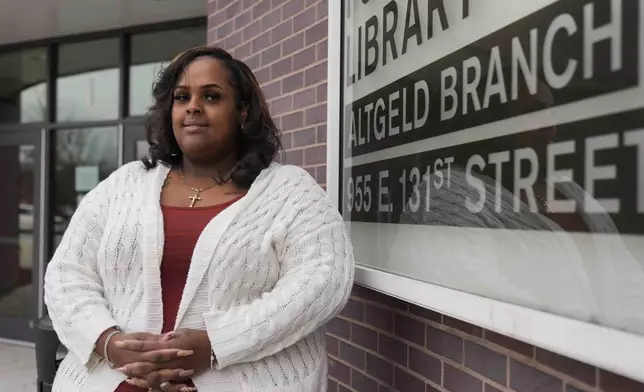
57, 39, 120, 122
136, 140, 149, 161
339, 0, 644, 339
0, 143, 37, 319
53, 127, 118, 248
129, 26, 205, 116
0, 48, 48, 123
123, 125, 148, 162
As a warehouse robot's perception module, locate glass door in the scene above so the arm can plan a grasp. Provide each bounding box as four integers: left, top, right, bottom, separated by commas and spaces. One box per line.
52, 126, 119, 251
0, 130, 42, 342
123, 123, 149, 163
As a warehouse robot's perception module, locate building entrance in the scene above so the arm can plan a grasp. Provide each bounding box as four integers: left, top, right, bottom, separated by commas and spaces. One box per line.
0, 129, 44, 342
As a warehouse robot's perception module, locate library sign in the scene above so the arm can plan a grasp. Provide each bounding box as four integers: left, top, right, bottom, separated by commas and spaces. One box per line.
340, 0, 644, 337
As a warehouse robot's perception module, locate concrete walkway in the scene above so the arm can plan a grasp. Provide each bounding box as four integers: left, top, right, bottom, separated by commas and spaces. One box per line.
0, 342, 38, 391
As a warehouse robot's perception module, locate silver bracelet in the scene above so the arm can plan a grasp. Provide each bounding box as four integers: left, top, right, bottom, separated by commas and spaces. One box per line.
103, 330, 121, 369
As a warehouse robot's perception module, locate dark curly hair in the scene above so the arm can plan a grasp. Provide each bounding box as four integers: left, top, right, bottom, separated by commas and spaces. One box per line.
142, 46, 282, 188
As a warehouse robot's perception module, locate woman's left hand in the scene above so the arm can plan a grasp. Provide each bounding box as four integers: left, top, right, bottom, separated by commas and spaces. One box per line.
124, 371, 196, 392
117, 329, 212, 390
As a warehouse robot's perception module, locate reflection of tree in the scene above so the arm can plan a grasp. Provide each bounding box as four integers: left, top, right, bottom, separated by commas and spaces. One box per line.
55, 128, 118, 223
19, 83, 47, 123
56, 129, 91, 168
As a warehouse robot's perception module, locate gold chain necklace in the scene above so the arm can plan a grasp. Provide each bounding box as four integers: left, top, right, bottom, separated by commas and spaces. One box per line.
178, 164, 238, 208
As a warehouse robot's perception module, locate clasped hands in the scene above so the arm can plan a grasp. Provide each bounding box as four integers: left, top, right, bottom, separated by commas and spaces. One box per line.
107, 329, 211, 392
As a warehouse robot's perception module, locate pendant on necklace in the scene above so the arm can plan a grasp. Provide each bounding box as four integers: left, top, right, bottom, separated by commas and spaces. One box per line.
188, 190, 202, 208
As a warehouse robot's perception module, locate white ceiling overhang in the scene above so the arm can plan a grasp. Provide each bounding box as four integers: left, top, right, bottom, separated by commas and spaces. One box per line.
0, 0, 206, 46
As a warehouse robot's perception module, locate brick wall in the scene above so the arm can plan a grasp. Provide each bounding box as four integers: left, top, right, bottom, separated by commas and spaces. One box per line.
329, 285, 642, 392
206, 1, 643, 391
208, 0, 329, 186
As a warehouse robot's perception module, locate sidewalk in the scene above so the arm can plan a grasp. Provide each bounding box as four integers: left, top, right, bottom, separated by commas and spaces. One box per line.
0, 342, 38, 391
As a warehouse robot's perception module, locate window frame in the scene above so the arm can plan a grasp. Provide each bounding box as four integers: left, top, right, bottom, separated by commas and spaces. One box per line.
325, 0, 644, 385
0, 16, 206, 132
0, 18, 207, 306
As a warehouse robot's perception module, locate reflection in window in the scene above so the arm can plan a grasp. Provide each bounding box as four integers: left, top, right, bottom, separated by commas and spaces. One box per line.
0, 48, 48, 123
136, 140, 149, 161
129, 26, 205, 116
0, 144, 36, 318
57, 39, 120, 122
53, 127, 118, 248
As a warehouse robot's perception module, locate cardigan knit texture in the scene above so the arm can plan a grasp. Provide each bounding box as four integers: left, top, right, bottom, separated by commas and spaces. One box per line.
43, 161, 355, 392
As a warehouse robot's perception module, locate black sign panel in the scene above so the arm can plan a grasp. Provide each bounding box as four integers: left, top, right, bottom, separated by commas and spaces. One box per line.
344, 108, 644, 234
344, 0, 639, 158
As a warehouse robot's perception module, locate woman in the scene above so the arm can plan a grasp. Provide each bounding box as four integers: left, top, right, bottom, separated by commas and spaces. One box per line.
44, 46, 354, 392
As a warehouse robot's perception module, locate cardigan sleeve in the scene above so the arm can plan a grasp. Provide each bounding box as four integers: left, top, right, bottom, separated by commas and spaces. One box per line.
43, 180, 118, 368
203, 178, 355, 369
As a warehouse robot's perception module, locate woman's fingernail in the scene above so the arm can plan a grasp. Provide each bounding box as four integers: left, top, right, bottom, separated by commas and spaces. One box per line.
125, 379, 135, 385
115, 341, 125, 348
177, 350, 194, 357
179, 369, 194, 377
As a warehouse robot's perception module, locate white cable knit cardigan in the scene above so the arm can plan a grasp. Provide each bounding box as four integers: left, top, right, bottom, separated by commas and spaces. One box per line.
43, 161, 355, 392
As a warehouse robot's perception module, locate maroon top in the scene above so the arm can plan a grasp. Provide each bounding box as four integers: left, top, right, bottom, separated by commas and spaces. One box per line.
115, 197, 242, 392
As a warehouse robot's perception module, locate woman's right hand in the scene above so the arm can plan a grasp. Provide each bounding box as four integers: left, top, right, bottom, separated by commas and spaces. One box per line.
113, 334, 198, 391
97, 329, 193, 370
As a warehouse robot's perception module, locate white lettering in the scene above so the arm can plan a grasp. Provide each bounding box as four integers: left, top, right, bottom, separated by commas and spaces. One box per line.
585, 133, 620, 213
444, 156, 454, 187
402, 87, 413, 132
364, 103, 374, 144
547, 140, 576, 213
584, 0, 622, 79
462, 56, 482, 114
350, 110, 358, 148
483, 46, 508, 109
544, 14, 578, 89
389, 90, 400, 136
624, 129, 644, 213
346, 0, 470, 84
466, 155, 486, 213
379, 170, 390, 213
441, 66, 458, 121
374, 98, 386, 141
356, 107, 365, 145
513, 148, 539, 212
414, 80, 430, 129
434, 158, 444, 189
511, 28, 538, 100
489, 151, 510, 213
